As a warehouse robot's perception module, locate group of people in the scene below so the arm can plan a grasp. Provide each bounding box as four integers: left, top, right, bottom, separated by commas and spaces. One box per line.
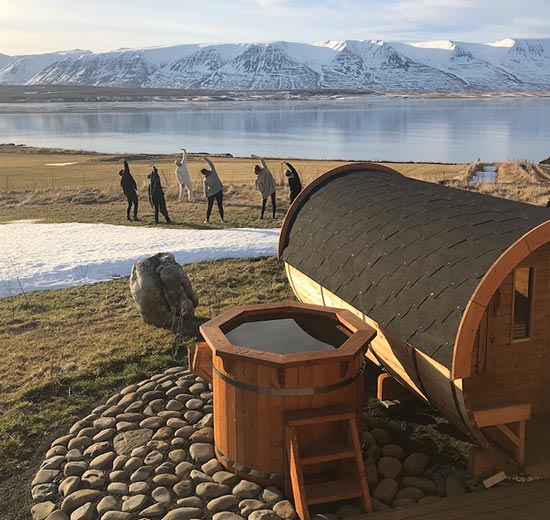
118, 150, 303, 224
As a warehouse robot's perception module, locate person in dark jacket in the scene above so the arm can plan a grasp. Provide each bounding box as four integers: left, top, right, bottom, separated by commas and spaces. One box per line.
251, 154, 276, 219
201, 157, 225, 224
148, 166, 172, 224
282, 161, 302, 203
119, 160, 139, 221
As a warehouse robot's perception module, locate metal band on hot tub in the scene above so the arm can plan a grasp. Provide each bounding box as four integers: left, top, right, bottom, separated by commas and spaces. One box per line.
215, 445, 284, 484
212, 362, 365, 396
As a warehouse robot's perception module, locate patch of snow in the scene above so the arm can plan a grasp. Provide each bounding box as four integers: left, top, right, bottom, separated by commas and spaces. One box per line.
45, 162, 79, 166
0, 221, 280, 297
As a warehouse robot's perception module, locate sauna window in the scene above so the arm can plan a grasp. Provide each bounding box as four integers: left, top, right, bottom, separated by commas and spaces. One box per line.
512, 267, 534, 340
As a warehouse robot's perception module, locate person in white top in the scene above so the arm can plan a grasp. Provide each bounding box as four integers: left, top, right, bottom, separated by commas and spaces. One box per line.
175, 148, 194, 202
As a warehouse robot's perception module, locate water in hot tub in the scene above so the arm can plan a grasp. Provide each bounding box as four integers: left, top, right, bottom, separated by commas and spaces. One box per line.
225, 316, 350, 354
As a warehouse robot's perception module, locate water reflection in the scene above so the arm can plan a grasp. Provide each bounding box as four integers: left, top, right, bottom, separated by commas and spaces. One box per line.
0, 97, 548, 162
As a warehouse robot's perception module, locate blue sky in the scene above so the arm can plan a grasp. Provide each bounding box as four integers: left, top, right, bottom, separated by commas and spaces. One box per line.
1, 0, 550, 55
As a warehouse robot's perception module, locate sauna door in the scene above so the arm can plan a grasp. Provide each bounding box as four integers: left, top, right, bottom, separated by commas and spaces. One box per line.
484, 251, 550, 416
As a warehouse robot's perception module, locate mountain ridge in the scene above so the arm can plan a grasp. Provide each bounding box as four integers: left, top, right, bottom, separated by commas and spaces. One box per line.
1, 38, 549, 93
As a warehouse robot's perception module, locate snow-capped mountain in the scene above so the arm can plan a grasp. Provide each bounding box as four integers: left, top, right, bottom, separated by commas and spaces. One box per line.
1, 38, 549, 93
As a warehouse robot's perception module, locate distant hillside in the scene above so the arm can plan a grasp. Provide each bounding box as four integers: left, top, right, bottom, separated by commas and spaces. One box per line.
1, 38, 550, 93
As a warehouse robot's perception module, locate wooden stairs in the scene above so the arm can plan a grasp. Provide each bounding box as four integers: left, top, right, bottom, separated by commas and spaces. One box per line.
285, 405, 372, 520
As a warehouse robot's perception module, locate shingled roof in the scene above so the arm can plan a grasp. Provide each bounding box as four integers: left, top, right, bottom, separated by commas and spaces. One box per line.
279, 164, 550, 370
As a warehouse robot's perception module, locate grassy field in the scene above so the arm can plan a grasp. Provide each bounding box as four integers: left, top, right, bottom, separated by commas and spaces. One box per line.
0, 146, 468, 227
0, 257, 293, 518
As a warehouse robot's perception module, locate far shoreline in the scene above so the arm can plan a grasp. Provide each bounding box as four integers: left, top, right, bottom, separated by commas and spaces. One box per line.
1, 84, 550, 105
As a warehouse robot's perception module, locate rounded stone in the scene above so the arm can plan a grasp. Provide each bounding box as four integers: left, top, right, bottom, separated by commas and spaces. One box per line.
148, 440, 170, 451
249, 510, 280, 520
189, 443, 215, 463
212, 471, 240, 488
207, 494, 240, 512
152, 426, 173, 440
177, 497, 203, 508
97, 496, 117, 515
177, 480, 193, 498
189, 428, 214, 445
273, 500, 297, 520
109, 470, 130, 482
364, 457, 378, 487
93, 417, 117, 430
121, 494, 149, 513
382, 444, 405, 461
52, 434, 74, 448
196, 482, 230, 499
260, 487, 284, 505
112, 455, 128, 471
213, 514, 244, 520
239, 499, 265, 516
168, 449, 187, 464
378, 456, 402, 480
392, 498, 415, 508
171, 437, 188, 449
184, 411, 203, 424
107, 482, 129, 495
100, 512, 133, 520
32, 469, 60, 487
70, 502, 96, 520
196, 414, 214, 428
166, 399, 185, 411
64, 462, 88, 478
131, 446, 149, 458
31, 484, 56, 502
59, 476, 81, 497
403, 453, 430, 476
185, 398, 204, 410
140, 503, 166, 517
140, 417, 165, 429
93, 428, 117, 443
129, 481, 150, 494
152, 486, 172, 505
162, 507, 202, 520
66, 449, 84, 462
153, 473, 179, 486
155, 462, 176, 475
31, 501, 56, 520
124, 457, 143, 472
373, 478, 399, 505
130, 466, 153, 482
144, 450, 164, 466
175, 426, 195, 439
175, 462, 195, 478
366, 445, 382, 463
401, 476, 438, 495
233, 480, 262, 499
46, 446, 67, 458
371, 428, 391, 446
396, 486, 425, 501
89, 451, 116, 470
81, 469, 107, 489
68, 437, 92, 452
189, 383, 206, 395
190, 469, 213, 483
60, 489, 101, 514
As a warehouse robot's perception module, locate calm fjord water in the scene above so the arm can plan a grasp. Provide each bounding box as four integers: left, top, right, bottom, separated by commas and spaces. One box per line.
1, 97, 549, 162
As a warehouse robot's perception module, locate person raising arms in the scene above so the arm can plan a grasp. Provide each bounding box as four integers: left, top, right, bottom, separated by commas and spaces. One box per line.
251, 154, 276, 219
175, 148, 194, 202
119, 159, 139, 221
201, 157, 225, 224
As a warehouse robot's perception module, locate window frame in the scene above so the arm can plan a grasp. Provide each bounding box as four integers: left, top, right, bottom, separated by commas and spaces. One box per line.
511, 266, 534, 342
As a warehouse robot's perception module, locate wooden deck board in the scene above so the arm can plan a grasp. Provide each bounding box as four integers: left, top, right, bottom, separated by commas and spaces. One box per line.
353, 479, 550, 520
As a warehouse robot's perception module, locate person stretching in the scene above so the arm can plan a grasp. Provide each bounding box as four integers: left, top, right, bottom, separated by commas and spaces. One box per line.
175, 148, 194, 202
282, 161, 302, 203
148, 166, 172, 224
119, 159, 139, 221
251, 154, 276, 219
201, 158, 225, 224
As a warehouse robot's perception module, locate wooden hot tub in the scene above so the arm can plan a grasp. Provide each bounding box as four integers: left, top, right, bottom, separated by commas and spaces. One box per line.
193, 301, 376, 486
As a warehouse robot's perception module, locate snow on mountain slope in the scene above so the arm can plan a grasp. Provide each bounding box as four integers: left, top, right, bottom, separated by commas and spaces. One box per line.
0, 53, 14, 70
6, 37, 550, 92
0, 50, 90, 85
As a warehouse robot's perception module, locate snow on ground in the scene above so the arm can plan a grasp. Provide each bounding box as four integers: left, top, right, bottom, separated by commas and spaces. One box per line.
0, 221, 280, 297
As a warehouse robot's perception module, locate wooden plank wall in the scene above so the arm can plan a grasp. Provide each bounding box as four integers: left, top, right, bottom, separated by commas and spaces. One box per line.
483, 244, 550, 415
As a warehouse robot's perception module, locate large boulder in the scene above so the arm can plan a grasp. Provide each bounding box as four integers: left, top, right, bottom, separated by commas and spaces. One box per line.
130, 253, 198, 327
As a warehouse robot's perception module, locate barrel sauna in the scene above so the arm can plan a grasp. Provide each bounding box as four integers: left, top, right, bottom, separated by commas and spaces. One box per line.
196, 301, 376, 486
278, 163, 550, 476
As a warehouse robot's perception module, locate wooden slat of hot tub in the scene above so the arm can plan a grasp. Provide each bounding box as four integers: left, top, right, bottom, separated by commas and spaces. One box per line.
353, 478, 550, 520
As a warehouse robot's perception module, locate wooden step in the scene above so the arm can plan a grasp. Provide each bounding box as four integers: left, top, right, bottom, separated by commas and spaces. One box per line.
306, 477, 363, 505
285, 404, 355, 427
300, 441, 356, 465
